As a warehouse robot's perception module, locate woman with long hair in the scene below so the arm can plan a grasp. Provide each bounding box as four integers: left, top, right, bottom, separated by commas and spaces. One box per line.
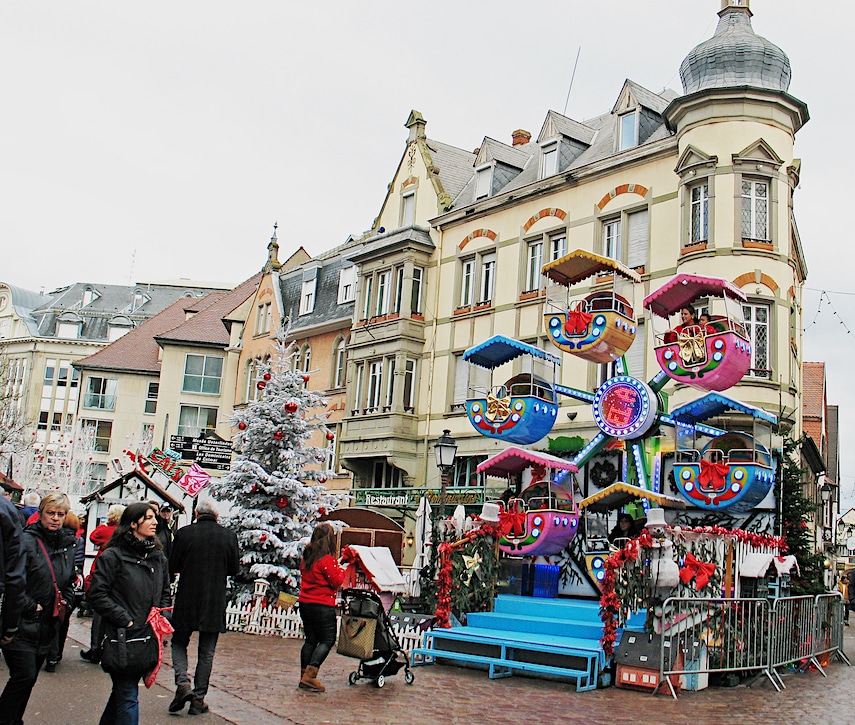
88, 502, 171, 725
0, 492, 76, 725
45, 511, 86, 671
298, 523, 346, 692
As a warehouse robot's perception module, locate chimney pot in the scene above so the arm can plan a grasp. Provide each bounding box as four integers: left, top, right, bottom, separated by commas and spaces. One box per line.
512, 129, 531, 147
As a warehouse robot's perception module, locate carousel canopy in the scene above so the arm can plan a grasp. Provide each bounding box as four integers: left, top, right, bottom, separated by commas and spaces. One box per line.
670, 393, 777, 425
542, 248, 641, 287
580, 482, 687, 513
643, 274, 747, 318
476, 446, 579, 477
463, 335, 561, 370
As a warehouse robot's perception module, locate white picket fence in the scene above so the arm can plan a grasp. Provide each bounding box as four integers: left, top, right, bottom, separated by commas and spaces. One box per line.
224, 598, 423, 654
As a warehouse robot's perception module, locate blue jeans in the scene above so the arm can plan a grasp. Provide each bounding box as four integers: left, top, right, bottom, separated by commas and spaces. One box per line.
171, 630, 220, 700
99, 673, 140, 725
0, 648, 45, 725
299, 603, 338, 669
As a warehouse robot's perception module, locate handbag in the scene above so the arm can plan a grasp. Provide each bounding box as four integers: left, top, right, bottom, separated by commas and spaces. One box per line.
35, 538, 67, 621
337, 615, 377, 659
101, 625, 159, 677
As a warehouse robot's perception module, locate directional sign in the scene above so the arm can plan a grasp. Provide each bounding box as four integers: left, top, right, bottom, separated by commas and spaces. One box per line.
169, 435, 233, 471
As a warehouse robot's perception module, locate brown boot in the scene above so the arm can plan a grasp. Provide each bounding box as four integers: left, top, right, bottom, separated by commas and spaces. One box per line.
298, 668, 305, 687
299, 665, 325, 692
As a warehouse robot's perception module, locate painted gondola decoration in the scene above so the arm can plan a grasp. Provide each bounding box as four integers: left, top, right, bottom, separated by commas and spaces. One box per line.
669, 393, 777, 512
542, 249, 641, 364
643, 274, 752, 391
476, 447, 580, 557
463, 336, 560, 445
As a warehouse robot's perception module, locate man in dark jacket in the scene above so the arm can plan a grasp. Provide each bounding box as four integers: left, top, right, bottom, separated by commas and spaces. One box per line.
168, 498, 238, 715
155, 503, 174, 559
0, 496, 26, 647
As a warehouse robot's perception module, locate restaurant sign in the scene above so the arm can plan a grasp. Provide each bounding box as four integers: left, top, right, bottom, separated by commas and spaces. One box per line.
353, 488, 485, 508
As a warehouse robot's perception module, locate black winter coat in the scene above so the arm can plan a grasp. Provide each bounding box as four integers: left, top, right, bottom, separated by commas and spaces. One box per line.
169, 516, 239, 633
88, 536, 171, 642
0, 497, 26, 636
4, 522, 76, 655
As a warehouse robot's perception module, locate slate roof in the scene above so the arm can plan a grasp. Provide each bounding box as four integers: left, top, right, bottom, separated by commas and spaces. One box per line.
425, 138, 477, 203
155, 274, 261, 347
2, 283, 54, 336
449, 81, 675, 207
73, 296, 201, 374
281, 255, 355, 333
680, 6, 791, 94
30, 282, 223, 342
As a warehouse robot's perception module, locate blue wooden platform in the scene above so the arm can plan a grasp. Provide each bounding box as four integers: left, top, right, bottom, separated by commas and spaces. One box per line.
411, 595, 644, 692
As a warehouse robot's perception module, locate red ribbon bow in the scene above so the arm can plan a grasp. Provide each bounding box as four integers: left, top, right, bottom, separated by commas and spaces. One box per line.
564, 309, 593, 336
499, 511, 526, 537
698, 459, 730, 492
144, 606, 174, 689
679, 552, 717, 590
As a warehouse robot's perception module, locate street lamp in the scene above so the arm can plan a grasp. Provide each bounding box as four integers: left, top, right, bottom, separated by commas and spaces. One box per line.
434, 429, 457, 517
820, 481, 833, 504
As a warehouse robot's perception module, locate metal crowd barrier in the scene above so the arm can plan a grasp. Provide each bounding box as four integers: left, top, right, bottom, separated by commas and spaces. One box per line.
652, 594, 849, 699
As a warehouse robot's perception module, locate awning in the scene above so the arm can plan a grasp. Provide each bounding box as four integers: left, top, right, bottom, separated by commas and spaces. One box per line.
670, 393, 778, 425
643, 274, 747, 319
341, 545, 408, 593
580, 482, 687, 513
463, 335, 561, 370
476, 446, 578, 477
542, 249, 641, 286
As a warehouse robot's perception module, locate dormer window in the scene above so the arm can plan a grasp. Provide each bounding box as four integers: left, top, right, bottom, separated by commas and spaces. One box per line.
475, 165, 492, 199
618, 111, 638, 151
541, 142, 558, 178
82, 288, 100, 307
130, 291, 149, 312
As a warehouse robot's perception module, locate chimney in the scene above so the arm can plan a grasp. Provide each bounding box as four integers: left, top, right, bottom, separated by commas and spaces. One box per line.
512, 129, 531, 147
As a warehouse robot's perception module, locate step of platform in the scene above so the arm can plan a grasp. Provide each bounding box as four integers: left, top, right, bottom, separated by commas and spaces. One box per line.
493, 594, 601, 619
466, 611, 604, 641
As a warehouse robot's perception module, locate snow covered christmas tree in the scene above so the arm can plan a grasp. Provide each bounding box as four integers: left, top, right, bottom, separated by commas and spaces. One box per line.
210, 328, 344, 601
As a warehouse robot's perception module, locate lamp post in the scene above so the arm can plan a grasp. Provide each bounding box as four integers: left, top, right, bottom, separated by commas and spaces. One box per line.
434, 429, 457, 518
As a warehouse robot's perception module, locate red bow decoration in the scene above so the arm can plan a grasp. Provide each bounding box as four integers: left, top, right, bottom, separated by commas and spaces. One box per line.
698, 459, 730, 493
499, 511, 526, 537
679, 552, 717, 590
144, 606, 174, 688
564, 309, 592, 336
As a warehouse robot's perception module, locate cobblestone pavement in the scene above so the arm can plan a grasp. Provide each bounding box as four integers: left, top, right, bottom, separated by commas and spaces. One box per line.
13, 617, 849, 724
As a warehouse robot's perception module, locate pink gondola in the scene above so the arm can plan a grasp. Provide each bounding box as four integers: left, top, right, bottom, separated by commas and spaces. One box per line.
643, 274, 752, 391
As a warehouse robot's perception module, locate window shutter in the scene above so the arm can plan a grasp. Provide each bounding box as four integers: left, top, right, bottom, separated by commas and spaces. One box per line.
454, 355, 469, 404
622, 321, 646, 379
627, 209, 649, 269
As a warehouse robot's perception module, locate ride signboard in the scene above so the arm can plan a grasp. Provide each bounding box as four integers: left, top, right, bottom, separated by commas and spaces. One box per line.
169, 435, 233, 471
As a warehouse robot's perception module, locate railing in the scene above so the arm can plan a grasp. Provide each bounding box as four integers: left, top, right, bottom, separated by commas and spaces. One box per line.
653, 594, 850, 698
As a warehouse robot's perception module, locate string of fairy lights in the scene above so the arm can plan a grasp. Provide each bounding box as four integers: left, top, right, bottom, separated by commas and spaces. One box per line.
803, 288, 854, 336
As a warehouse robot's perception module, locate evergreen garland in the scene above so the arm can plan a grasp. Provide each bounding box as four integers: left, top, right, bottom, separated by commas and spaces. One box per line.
778, 435, 825, 595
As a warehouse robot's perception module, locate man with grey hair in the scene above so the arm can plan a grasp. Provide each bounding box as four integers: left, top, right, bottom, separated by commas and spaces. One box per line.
17, 493, 39, 527
168, 498, 239, 715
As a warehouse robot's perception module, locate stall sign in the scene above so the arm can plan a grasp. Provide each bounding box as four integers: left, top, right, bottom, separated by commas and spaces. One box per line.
148, 448, 186, 484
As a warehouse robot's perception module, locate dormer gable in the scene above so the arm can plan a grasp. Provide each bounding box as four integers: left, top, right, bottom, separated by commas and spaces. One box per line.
611, 79, 671, 151
473, 137, 533, 199
536, 111, 597, 178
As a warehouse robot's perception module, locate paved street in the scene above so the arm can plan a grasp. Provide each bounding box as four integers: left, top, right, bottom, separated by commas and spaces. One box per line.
3, 616, 853, 724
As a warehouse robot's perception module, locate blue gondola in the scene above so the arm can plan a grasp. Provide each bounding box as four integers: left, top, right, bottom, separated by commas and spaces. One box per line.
669, 393, 777, 513
463, 336, 560, 445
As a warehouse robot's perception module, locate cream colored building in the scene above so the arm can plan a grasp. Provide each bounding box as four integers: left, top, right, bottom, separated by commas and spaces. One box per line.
338, 1, 810, 529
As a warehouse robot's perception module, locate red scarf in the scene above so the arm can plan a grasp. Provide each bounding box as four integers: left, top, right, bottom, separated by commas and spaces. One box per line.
143, 606, 174, 688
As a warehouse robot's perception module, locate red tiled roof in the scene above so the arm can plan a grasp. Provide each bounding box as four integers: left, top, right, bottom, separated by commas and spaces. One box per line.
74, 296, 204, 373
0, 471, 23, 491
155, 274, 261, 346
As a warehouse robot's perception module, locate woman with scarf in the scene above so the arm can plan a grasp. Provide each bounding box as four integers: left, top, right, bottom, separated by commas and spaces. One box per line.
0, 492, 76, 725
88, 502, 171, 725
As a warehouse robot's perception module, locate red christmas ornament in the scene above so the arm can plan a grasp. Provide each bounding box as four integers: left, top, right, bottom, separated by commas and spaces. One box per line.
319, 507, 327, 516
273, 430, 284, 440
303, 375, 310, 383
257, 380, 267, 390
263, 373, 272, 381
251, 484, 258, 493
276, 496, 289, 509
238, 421, 247, 430
326, 432, 335, 441
318, 478, 326, 484
284, 401, 298, 413
260, 533, 267, 543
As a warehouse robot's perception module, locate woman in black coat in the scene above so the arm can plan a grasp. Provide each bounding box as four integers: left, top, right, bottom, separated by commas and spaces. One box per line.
88, 502, 171, 725
0, 493, 76, 725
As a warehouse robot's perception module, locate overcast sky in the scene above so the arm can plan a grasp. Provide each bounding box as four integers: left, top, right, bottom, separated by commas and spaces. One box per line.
3, 1, 854, 508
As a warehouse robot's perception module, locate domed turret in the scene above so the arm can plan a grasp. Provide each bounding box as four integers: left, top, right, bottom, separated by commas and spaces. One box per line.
680, 1, 791, 95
